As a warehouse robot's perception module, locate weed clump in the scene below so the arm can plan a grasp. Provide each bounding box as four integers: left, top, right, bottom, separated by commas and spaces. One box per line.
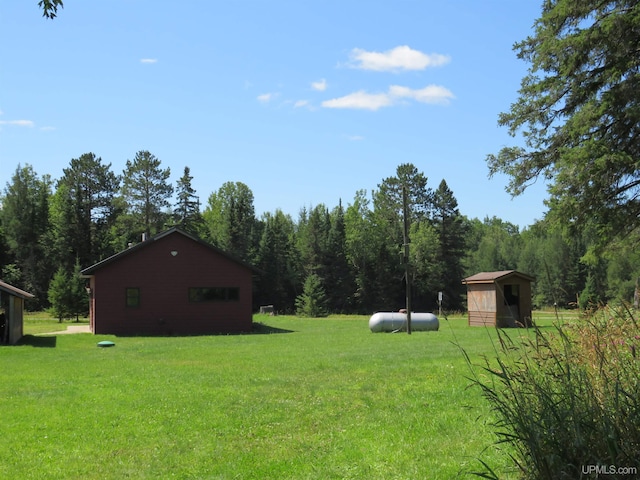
468, 305, 640, 479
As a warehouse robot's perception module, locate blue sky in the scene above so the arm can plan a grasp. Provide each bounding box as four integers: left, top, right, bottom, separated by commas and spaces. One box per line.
1, 1, 548, 229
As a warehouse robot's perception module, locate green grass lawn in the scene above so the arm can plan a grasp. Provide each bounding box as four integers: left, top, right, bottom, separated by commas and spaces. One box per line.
22, 311, 90, 335
1, 312, 569, 479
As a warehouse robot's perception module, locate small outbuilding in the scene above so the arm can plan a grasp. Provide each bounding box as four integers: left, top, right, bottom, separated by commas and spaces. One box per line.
462, 270, 534, 328
81, 228, 258, 336
0, 280, 35, 345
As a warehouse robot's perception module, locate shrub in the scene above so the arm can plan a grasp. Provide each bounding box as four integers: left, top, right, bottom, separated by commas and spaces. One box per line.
467, 305, 640, 479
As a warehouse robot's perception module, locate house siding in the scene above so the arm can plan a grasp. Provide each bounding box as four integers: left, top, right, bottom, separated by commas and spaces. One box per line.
89, 231, 253, 335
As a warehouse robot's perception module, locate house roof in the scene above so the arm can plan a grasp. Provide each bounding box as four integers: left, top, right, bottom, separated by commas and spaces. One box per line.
462, 270, 535, 284
0, 279, 35, 299
81, 227, 260, 275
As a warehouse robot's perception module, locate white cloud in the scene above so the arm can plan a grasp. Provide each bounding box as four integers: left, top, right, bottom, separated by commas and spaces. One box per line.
257, 92, 277, 104
346, 135, 364, 141
294, 100, 310, 108
256, 92, 280, 104
348, 45, 450, 72
40, 126, 56, 131
140, 58, 158, 64
322, 90, 394, 111
311, 79, 327, 91
322, 84, 454, 110
389, 84, 455, 105
0, 119, 35, 127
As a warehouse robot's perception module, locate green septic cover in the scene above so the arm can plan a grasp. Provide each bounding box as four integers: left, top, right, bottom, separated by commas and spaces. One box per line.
97, 341, 115, 347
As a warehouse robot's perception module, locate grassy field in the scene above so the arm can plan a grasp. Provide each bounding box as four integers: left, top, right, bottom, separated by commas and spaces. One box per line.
22, 312, 90, 335
1, 312, 570, 479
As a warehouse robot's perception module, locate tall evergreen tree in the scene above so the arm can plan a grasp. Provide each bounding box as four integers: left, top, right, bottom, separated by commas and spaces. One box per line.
375, 163, 433, 224
174, 166, 203, 235
296, 204, 331, 277
371, 164, 434, 311
52, 152, 120, 268
121, 150, 173, 238
487, 0, 640, 253
324, 202, 355, 312
431, 179, 468, 310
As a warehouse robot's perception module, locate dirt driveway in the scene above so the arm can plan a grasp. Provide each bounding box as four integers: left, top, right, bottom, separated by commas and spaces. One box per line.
40, 324, 91, 335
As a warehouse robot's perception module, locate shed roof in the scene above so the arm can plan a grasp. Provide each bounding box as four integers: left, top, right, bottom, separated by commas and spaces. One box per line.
0, 280, 35, 299
81, 227, 260, 276
462, 270, 535, 284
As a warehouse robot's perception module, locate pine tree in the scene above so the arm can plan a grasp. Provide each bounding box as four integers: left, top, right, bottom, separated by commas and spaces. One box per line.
121, 150, 173, 238
48, 267, 72, 322
54, 153, 121, 268
431, 179, 468, 311
324, 202, 355, 312
295, 273, 329, 317
487, 0, 640, 253
174, 166, 203, 235
69, 259, 89, 321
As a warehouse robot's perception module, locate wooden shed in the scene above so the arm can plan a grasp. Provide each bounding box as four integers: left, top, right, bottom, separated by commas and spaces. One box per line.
0, 280, 35, 345
462, 270, 534, 328
81, 228, 258, 336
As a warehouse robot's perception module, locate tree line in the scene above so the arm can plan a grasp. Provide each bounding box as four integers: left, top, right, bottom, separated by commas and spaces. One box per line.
19, 2, 640, 318
1, 152, 638, 316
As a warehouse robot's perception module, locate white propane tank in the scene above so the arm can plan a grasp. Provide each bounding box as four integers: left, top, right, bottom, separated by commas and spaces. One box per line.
369, 311, 439, 332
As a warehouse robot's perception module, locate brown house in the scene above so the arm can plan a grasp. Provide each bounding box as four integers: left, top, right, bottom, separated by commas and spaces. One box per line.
462, 270, 534, 328
81, 228, 257, 336
0, 280, 34, 345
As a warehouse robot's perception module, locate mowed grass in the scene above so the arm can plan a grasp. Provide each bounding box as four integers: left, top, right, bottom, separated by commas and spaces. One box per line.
22, 311, 90, 335
1, 312, 566, 479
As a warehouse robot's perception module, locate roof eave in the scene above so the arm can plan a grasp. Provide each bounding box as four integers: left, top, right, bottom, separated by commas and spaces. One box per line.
0, 280, 35, 299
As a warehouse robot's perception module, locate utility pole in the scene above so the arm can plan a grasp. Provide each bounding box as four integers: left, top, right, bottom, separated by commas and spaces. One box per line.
402, 185, 412, 335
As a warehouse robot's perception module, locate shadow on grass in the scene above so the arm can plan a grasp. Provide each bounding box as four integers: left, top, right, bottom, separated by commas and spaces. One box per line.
251, 322, 294, 335
113, 322, 295, 338
14, 335, 57, 348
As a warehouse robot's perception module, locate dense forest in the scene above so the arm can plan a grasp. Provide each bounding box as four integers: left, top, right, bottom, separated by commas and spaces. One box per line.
1, 151, 638, 315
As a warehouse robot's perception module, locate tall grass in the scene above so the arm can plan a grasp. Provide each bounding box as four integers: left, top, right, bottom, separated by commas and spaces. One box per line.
466, 306, 640, 479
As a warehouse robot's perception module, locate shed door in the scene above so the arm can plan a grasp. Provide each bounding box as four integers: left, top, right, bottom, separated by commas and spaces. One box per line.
503, 284, 520, 327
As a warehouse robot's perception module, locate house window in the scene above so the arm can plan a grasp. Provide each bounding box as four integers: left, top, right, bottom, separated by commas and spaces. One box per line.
188, 287, 239, 302
126, 288, 140, 308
